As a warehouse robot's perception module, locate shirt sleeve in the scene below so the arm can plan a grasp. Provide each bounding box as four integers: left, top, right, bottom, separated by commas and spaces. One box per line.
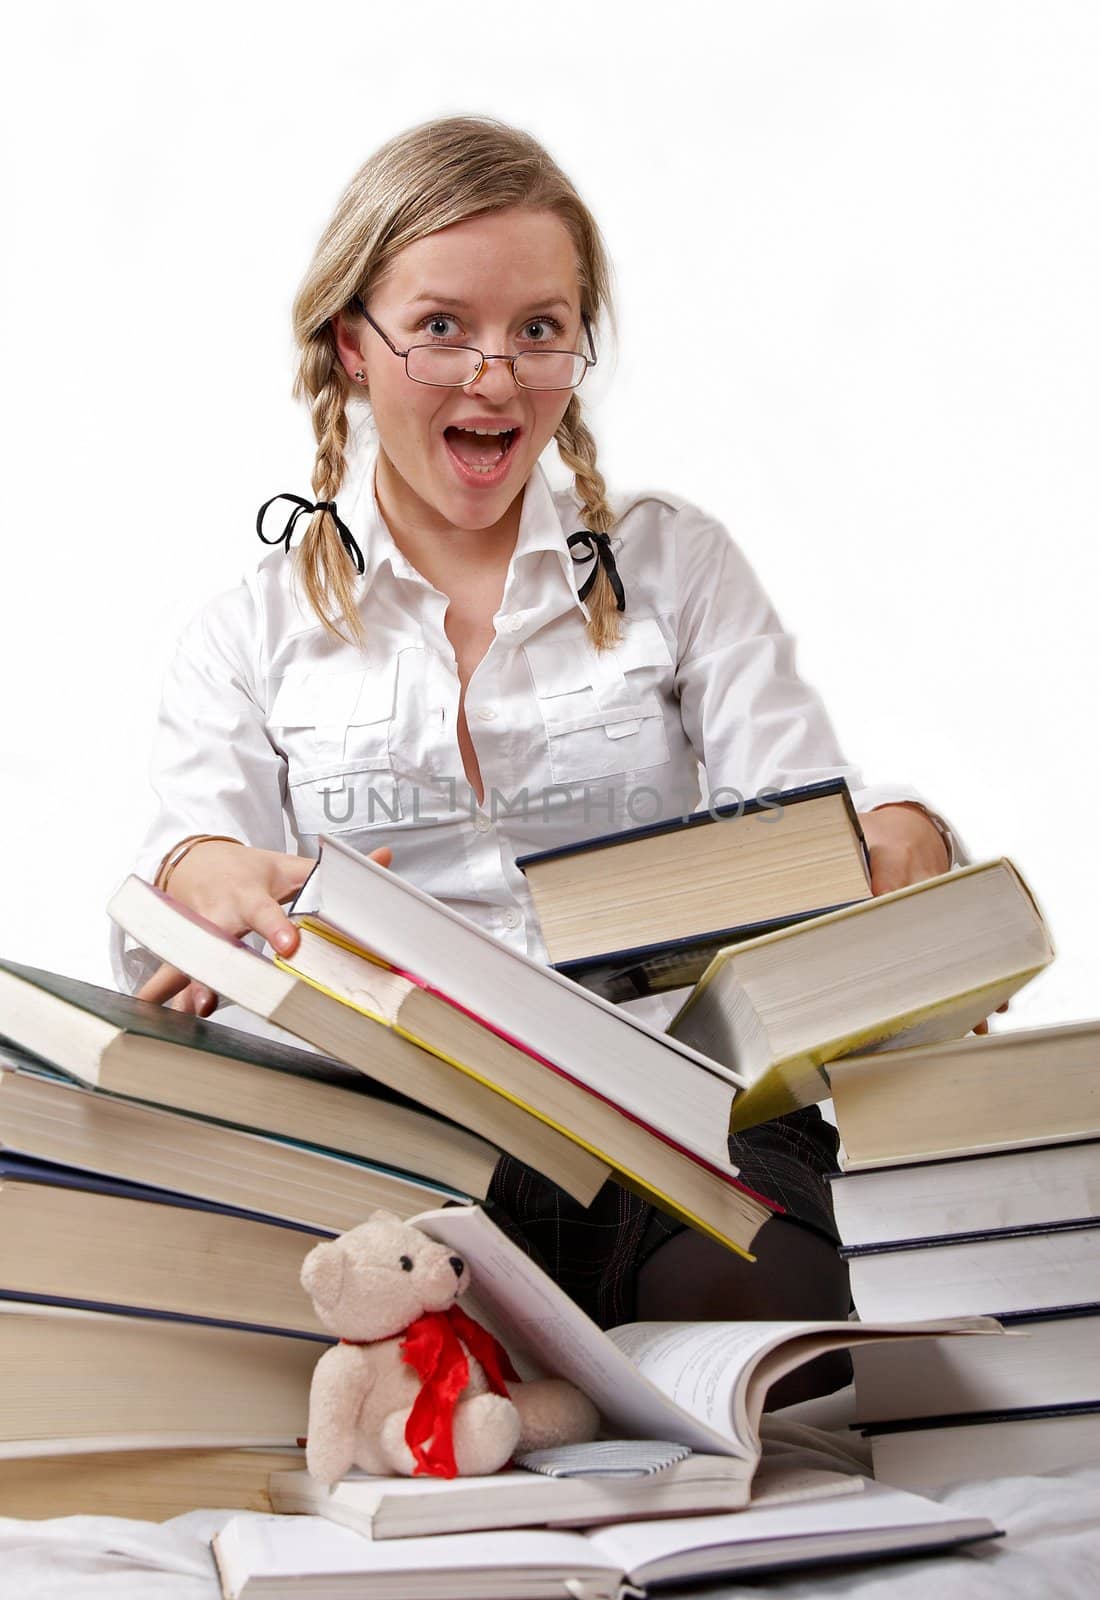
108, 580, 290, 995
672, 503, 969, 866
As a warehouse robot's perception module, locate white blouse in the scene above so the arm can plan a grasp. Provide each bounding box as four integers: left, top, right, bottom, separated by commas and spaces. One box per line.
109, 439, 965, 1024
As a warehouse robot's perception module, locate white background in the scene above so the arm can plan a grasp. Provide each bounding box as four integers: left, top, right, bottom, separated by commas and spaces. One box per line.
2, 1, 1097, 1030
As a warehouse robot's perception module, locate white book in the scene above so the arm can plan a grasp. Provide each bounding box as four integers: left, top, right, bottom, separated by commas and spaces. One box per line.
851, 1308, 1100, 1422
844, 1221, 1100, 1321
867, 1409, 1100, 1493
287, 835, 746, 1170
268, 1454, 755, 1539
829, 1138, 1100, 1247
213, 1481, 1001, 1599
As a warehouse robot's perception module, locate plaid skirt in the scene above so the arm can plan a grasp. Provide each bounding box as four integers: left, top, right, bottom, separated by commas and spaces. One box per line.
484, 1105, 841, 1329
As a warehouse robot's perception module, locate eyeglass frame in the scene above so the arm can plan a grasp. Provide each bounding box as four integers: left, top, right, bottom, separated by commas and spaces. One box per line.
349, 295, 598, 390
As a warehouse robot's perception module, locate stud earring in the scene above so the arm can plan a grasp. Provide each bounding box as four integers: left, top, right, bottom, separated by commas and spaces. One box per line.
354, 369, 366, 383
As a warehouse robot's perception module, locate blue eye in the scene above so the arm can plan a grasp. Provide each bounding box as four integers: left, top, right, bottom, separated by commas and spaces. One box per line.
522, 317, 563, 341
422, 315, 462, 342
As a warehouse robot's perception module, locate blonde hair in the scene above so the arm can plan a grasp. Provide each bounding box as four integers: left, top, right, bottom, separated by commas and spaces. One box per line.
291, 115, 622, 651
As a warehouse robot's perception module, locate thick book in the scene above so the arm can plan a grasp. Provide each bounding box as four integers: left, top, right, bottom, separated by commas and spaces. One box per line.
0, 1299, 321, 1456
0, 1445, 305, 1520
864, 1404, 1100, 1493
0, 958, 502, 1202
842, 1220, 1100, 1321
269, 1452, 757, 1537
0, 1153, 331, 1335
515, 779, 873, 1000
828, 1138, 1100, 1247
851, 1306, 1100, 1423
213, 1482, 1001, 1599
280, 922, 774, 1257
402, 1204, 997, 1469
668, 858, 1054, 1132
0, 1051, 465, 1233
828, 1019, 1100, 1168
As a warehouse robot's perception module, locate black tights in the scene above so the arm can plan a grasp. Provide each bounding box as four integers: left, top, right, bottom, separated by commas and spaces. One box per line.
636, 1216, 853, 1410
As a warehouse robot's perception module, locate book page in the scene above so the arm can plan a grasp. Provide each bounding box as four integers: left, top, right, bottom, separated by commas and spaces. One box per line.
604, 1322, 802, 1452
587, 1480, 993, 1576
415, 1207, 746, 1458
215, 1513, 604, 1580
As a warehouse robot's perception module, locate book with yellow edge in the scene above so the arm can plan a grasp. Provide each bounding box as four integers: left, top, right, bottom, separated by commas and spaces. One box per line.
668, 859, 1054, 1132
278, 917, 775, 1259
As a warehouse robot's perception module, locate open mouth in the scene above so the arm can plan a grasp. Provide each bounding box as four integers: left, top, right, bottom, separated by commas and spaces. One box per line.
443, 425, 521, 477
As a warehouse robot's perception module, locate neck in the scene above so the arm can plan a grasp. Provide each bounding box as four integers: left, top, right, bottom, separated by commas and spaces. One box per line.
374, 450, 524, 598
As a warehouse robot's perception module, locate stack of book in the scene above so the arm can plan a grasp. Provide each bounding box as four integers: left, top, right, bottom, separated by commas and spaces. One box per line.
0, 956, 533, 1518
824, 1023, 1100, 1489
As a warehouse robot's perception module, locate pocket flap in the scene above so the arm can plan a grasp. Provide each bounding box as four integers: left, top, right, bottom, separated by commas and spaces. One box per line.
269, 664, 396, 729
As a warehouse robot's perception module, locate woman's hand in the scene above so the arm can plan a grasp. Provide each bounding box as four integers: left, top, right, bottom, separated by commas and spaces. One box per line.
134, 840, 392, 1017
859, 802, 1008, 1036
860, 802, 949, 895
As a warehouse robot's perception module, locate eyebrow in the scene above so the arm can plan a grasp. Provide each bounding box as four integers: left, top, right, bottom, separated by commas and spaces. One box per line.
404, 293, 575, 314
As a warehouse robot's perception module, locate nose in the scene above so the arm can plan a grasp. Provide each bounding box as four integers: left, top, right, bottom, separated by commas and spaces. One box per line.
449, 1256, 465, 1278
465, 353, 519, 400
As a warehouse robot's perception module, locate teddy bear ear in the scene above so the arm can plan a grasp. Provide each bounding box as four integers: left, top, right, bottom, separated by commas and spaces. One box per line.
370, 1208, 402, 1226
300, 1240, 346, 1310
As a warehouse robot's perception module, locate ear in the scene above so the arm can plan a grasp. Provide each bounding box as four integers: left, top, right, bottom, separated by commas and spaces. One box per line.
301, 1240, 346, 1310
370, 1209, 402, 1227
331, 309, 368, 386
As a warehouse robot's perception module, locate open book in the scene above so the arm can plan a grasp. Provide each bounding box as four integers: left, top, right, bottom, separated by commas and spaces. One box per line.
213, 1481, 1001, 1599
401, 1205, 998, 1467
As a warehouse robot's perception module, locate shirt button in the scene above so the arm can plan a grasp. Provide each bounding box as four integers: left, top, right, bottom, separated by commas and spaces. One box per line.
498, 614, 523, 633
473, 814, 492, 834
474, 707, 497, 721
502, 909, 521, 929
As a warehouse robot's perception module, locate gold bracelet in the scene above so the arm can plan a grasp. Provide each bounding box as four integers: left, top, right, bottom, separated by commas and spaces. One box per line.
156, 834, 244, 895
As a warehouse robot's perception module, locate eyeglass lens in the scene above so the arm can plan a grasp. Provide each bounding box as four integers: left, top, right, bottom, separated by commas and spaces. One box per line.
405, 346, 588, 389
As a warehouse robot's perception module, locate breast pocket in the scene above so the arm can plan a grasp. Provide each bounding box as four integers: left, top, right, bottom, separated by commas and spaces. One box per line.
268, 664, 403, 835
523, 617, 673, 785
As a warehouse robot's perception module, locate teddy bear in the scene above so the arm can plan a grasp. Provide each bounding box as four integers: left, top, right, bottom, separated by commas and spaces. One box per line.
300, 1209, 599, 1486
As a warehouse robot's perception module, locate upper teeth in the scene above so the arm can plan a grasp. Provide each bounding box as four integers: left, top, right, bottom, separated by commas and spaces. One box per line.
462, 426, 511, 435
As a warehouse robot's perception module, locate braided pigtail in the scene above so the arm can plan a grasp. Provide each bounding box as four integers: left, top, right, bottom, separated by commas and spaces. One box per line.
555, 395, 622, 651
292, 329, 366, 650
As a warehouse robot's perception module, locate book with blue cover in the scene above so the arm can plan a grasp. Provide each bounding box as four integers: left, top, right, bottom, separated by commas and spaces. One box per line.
513, 780, 873, 1000
0, 1151, 335, 1336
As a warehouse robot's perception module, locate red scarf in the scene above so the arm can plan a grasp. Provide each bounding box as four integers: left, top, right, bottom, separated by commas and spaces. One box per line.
343, 1304, 520, 1479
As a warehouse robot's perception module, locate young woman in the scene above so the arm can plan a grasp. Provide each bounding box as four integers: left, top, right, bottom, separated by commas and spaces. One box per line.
112, 115, 983, 1392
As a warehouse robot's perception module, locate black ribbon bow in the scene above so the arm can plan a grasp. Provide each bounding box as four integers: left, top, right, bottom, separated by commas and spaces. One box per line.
255, 492, 366, 576
566, 530, 626, 612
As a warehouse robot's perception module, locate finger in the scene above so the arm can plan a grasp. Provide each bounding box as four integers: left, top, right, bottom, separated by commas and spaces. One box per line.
869, 858, 907, 897
168, 981, 217, 1015
369, 847, 392, 868
243, 893, 304, 957
136, 962, 192, 1006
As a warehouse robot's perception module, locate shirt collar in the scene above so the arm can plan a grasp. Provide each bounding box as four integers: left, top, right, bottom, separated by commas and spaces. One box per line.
342, 435, 591, 623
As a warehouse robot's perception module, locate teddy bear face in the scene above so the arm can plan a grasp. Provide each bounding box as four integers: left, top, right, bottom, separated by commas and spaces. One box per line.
301, 1210, 471, 1341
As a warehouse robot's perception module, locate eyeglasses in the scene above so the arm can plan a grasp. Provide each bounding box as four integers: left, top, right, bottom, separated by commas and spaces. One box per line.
350, 296, 597, 390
